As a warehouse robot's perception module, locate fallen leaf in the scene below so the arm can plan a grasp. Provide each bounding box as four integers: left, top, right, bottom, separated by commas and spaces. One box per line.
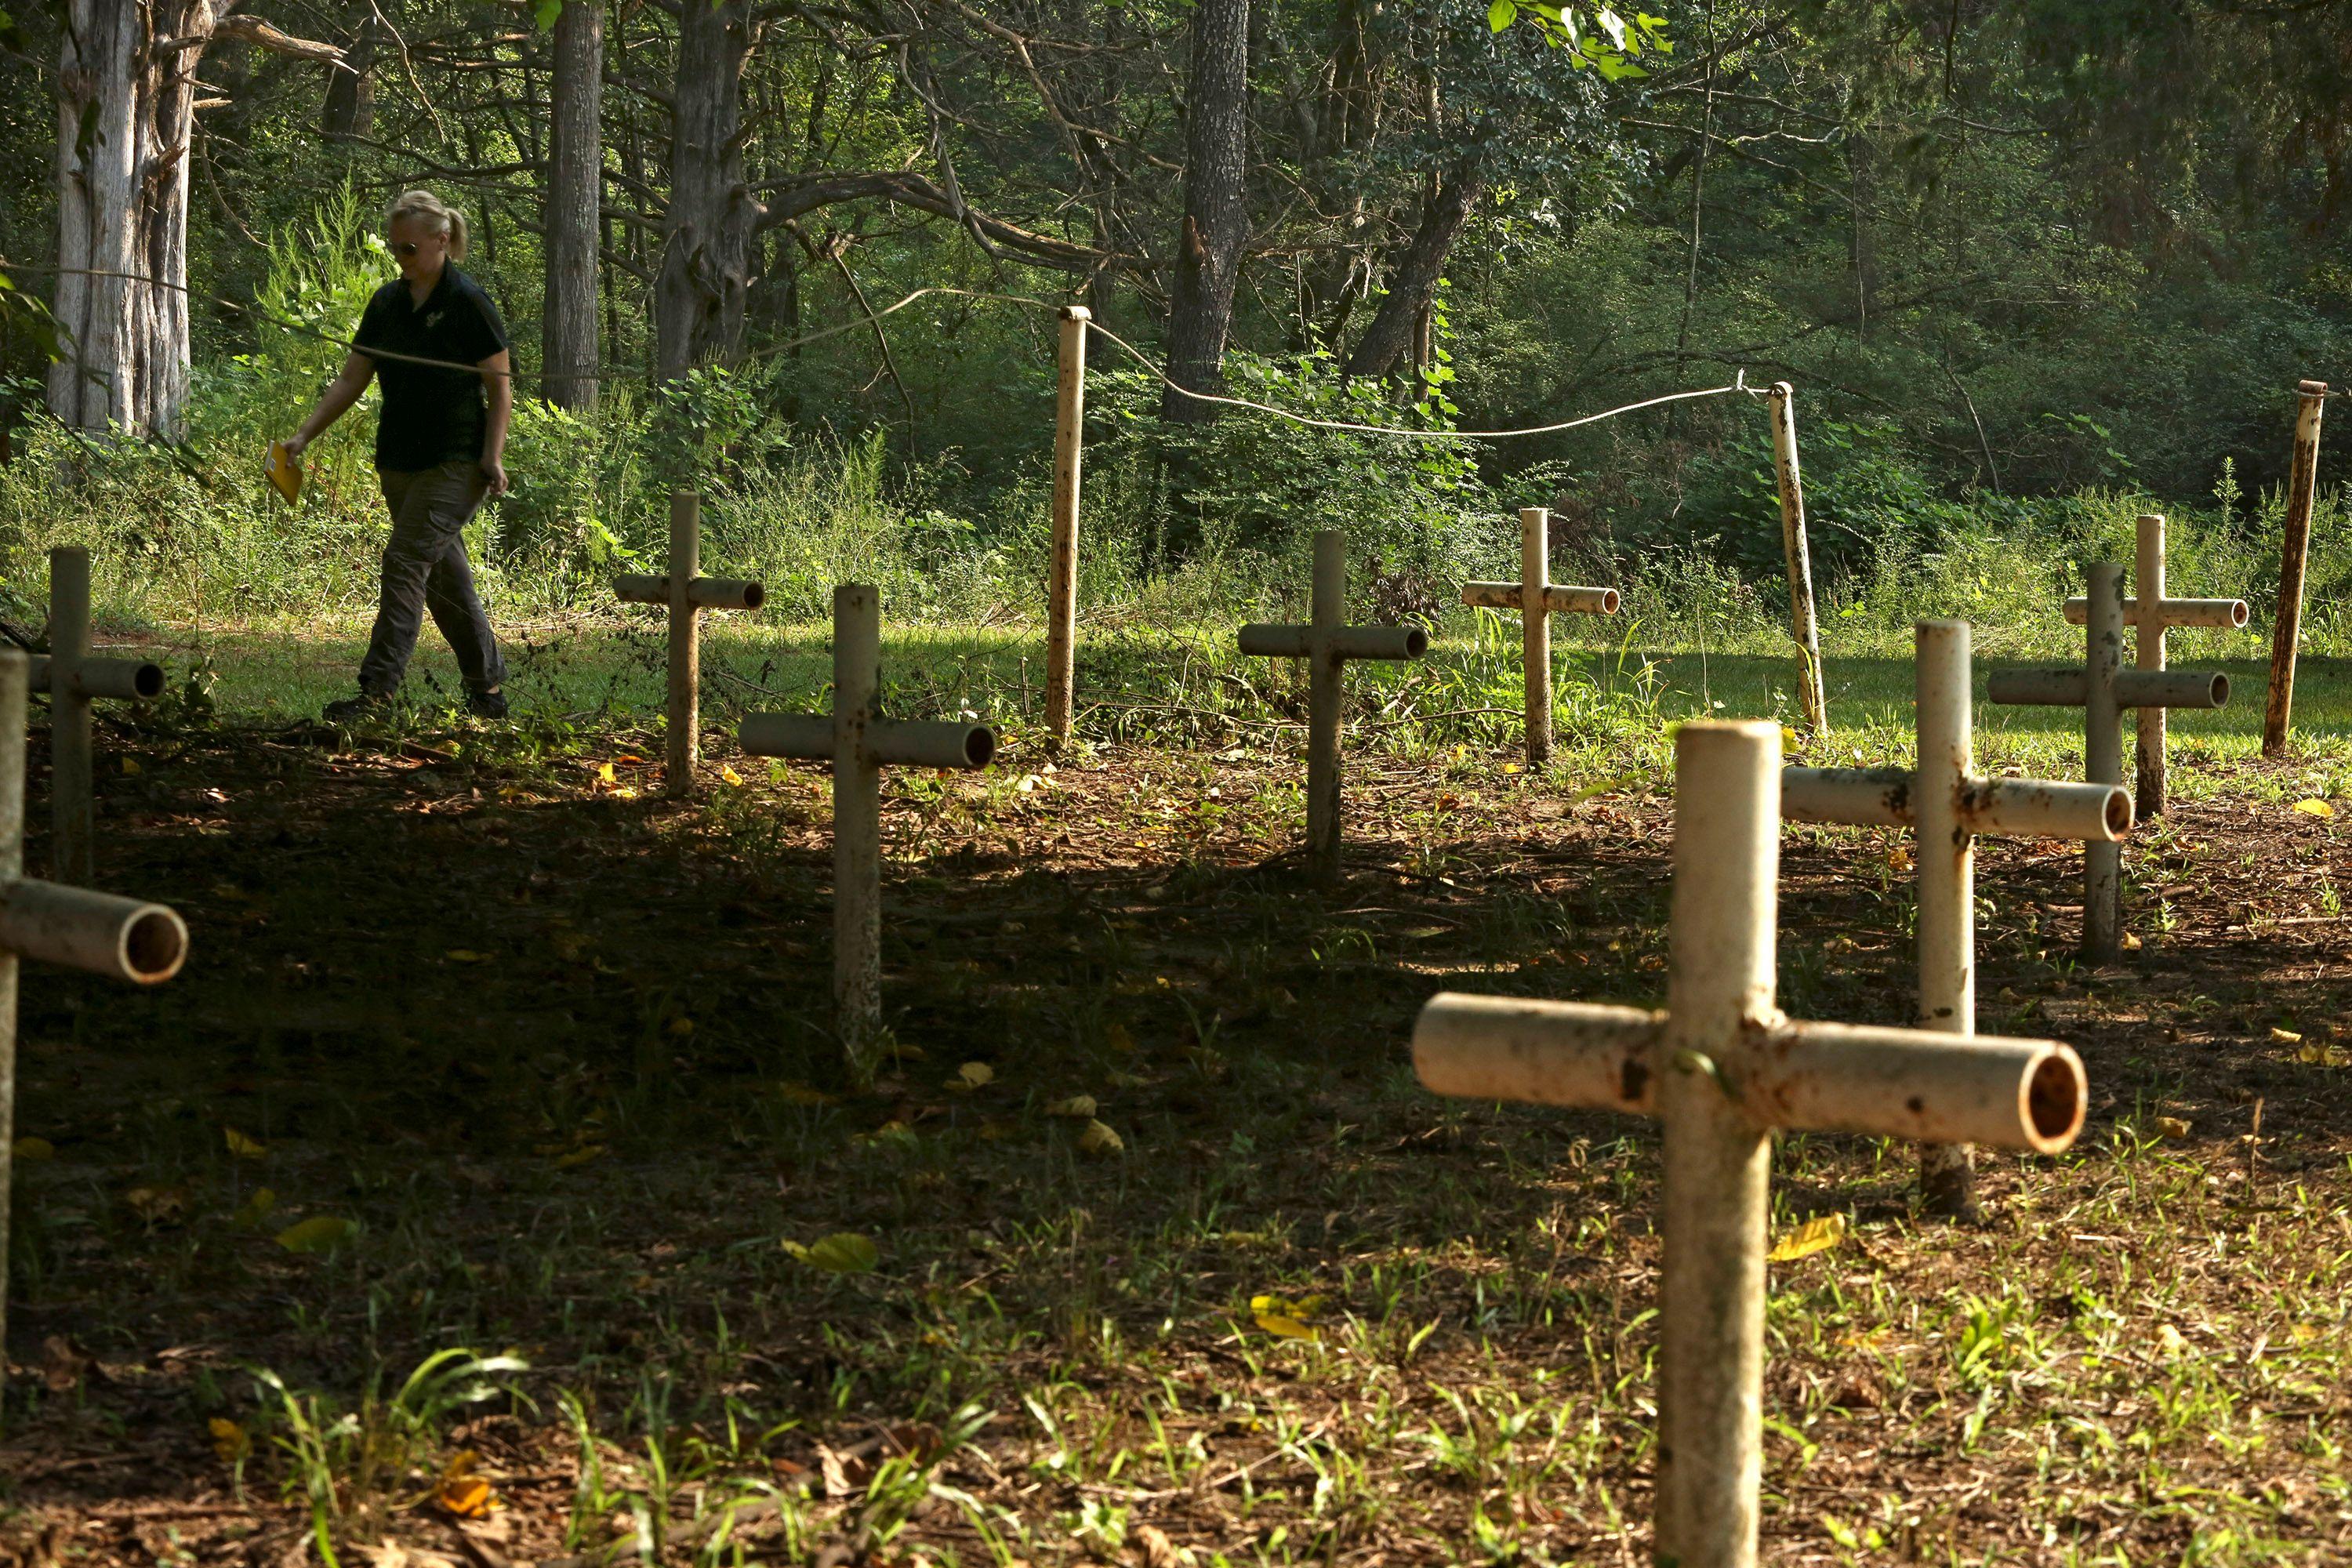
224, 1127, 266, 1160
209, 1417, 249, 1463
782, 1232, 880, 1272
1766, 1213, 1847, 1262
444, 949, 490, 964
1079, 1120, 1123, 1156
1137, 1524, 1193, 1568
720, 764, 746, 786
2292, 797, 2334, 817
126, 1184, 189, 1224
122, 757, 143, 775
596, 762, 617, 784
775, 1080, 840, 1107
552, 1145, 605, 1169
666, 1016, 694, 1036
230, 1188, 278, 1226
953, 1062, 994, 1090
14, 1136, 54, 1161
275, 1215, 359, 1254
40, 1336, 92, 1391
2154, 1115, 2193, 1139
2157, 1323, 2190, 1356
437, 1477, 494, 1519
1250, 1291, 1327, 1340
1044, 1094, 1097, 1119
2270, 1027, 2304, 1044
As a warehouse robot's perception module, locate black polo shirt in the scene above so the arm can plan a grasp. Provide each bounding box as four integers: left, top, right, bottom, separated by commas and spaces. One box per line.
352, 266, 510, 471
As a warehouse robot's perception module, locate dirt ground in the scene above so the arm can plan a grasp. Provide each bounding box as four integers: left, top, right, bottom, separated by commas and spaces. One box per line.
1, 710, 2347, 1566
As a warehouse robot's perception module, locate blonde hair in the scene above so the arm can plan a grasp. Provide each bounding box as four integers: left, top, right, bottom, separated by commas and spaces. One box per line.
383, 188, 470, 262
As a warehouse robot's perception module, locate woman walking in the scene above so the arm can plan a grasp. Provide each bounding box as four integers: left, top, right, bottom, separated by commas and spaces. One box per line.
284, 190, 513, 720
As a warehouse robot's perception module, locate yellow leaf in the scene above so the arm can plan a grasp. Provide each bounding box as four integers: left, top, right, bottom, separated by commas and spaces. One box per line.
274, 1216, 358, 1254
1502, 763, 1522, 775
1250, 1292, 1327, 1339
126, 1185, 189, 1224
223, 1127, 267, 1160
445, 949, 490, 964
954, 1062, 994, 1090
2154, 1116, 2193, 1139
2157, 1323, 2190, 1356
14, 1136, 54, 1162
1766, 1213, 1847, 1262
2292, 797, 2334, 817
597, 762, 617, 784
775, 1080, 840, 1106
612, 786, 640, 800
1079, 1120, 1124, 1156
1780, 724, 1800, 750
1045, 1094, 1098, 1119
553, 1145, 605, 1169
209, 1417, 249, 1463
666, 1015, 694, 1036
782, 1232, 880, 1272
122, 757, 142, 775
1105, 1022, 1137, 1054
437, 1466, 495, 1519
230, 1188, 278, 1226
720, 764, 746, 786
2270, 1027, 2303, 1044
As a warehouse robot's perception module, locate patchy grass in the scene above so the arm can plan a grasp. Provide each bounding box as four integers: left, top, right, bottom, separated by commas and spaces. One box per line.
2, 649, 2347, 1564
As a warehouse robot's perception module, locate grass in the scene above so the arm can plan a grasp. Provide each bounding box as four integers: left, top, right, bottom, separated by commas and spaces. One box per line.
5, 582, 2349, 1563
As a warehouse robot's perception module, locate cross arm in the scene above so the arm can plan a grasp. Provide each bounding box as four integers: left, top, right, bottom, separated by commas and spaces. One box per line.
614, 574, 768, 611
0, 878, 187, 983
739, 713, 996, 768
1782, 767, 2129, 840
1414, 993, 2086, 1152
1327, 626, 1428, 661
1237, 623, 1312, 659
2113, 669, 2227, 710
27, 655, 164, 702
740, 713, 833, 760
1462, 582, 1620, 615
2060, 595, 2248, 630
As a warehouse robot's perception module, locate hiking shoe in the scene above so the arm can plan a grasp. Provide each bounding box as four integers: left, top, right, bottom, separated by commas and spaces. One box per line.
466, 687, 510, 720
322, 688, 394, 724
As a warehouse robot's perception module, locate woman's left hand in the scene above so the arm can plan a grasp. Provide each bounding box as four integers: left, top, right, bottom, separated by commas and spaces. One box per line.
481, 457, 510, 497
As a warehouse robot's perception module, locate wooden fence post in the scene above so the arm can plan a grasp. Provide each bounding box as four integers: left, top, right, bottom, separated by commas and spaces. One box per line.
1045, 306, 1091, 746
1767, 383, 1829, 738
2264, 380, 2328, 756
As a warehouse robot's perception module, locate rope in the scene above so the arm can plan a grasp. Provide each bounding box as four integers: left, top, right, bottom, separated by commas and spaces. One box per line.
16, 263, 1765, 443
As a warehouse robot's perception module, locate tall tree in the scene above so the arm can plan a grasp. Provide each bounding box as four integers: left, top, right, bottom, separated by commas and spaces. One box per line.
1160, 0, 1250, 423
49, 0, 339, 436
543, 0, 604, 408
655, 0, 754, 379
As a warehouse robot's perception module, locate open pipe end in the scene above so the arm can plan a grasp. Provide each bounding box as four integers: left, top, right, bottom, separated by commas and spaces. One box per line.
2024, 1047, 2087, 1152
122, 906, 188, 984
741, 583, 767, 609
132, 663, 165, 700
1403, 626, 1430, 658
964, 727, 997, 768
2299, 379, 2330, 397
2209, 673, 2230, 706
1599, 589, 1621, 615
2227, 601, 2250, 628
2102, 788, 2135, 840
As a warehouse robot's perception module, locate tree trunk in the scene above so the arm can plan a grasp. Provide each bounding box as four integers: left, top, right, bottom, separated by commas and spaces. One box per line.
49, 0, 206, 437
1341, 162, 1481, 381
655, 0, 755, 380
542, 0, 603, 409
1159, 0, 1249, 423
320, 12, 376, 138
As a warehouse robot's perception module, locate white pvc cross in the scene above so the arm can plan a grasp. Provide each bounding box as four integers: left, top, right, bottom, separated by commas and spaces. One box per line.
614, 491, 766, 799
1783, 619, 2128, 1219
1459, 507, 1620, 764
1414, 720, 2086, 1568
738, 586, 994, 1076
0, 648, 189, 1356
1990, 563, 2228, 959
1238, 530, 1428, 884
2058, 513, 2248, 817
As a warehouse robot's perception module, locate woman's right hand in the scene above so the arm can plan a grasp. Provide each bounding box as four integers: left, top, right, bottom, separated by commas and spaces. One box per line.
281, 434, 307, 459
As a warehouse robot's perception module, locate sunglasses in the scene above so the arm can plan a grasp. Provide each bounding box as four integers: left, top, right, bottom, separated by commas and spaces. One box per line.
390, 240, 437, 257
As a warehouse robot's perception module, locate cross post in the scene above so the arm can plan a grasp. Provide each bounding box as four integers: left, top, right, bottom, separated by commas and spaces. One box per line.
615, 491, 767, 798
0, 648, 188, 1356
1459, 508, 1620, 765
1238, 531, 1428, 884
1045, 305, 1090, 746
1783, 620, 2128, 1218
1414, 720, 2086, 1568
1988, 563, 2227, 960
2264, 379, 2328, 757
739, 586, 996, 1077
1767, 383, 1830, 738
2058, 514, 2249, 815
40, 547, 165, 884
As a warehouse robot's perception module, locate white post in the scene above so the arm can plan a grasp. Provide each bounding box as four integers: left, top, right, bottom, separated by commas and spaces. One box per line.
668, 491, 700, 798
833, 585, 883, 1076
1912, 621, 1976, 1217
1657, 721, 1777, 1566
1240, 532, 1428, 884
1046, 306, 1090, 746
2084, 564, 2125, 960
1767, 383, 1829, 738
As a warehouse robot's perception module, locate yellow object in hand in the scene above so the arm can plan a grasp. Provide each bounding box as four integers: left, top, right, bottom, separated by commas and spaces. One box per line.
265, 441, 303, 504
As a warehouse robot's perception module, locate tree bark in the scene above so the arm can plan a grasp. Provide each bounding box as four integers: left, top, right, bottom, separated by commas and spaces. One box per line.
543, 0, 603, 408
655, 0, 755, 379
50, 0, 206, 437
1341, 161, 1481, 381
1159, 0, 1249, 423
